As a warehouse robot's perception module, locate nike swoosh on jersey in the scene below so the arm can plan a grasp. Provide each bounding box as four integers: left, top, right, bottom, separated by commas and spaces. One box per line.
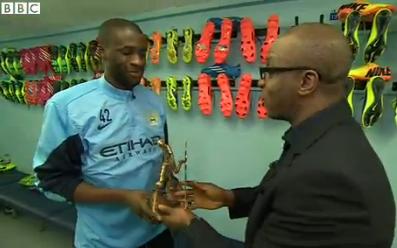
97, 122, 111, 130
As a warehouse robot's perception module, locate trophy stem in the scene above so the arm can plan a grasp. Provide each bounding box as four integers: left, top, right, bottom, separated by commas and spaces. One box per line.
152, 139, 189, 213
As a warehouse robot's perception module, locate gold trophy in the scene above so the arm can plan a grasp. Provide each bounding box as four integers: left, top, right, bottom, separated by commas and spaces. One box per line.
151, 139, 188, 213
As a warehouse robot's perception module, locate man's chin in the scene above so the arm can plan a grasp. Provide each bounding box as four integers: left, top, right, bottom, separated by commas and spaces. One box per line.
265, 110, 280, 120
267, 112, 276, 120
127, 76, 142, 87
131, 79, 141, 86
268, 113, 288, 122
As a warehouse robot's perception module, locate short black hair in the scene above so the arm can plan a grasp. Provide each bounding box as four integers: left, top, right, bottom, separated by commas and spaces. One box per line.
97, 18, 143, 47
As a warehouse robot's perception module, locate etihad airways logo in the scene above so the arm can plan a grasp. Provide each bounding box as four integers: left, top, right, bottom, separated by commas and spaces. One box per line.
100, 136, 161, 161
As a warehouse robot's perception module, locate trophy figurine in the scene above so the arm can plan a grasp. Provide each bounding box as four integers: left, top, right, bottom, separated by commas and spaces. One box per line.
151, 139, 188, 214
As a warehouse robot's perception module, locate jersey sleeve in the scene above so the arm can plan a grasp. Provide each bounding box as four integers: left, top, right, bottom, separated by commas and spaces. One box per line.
33, 100, 84, 201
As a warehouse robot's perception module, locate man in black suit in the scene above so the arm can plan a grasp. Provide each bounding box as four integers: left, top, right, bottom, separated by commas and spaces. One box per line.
157, 23, 395, 248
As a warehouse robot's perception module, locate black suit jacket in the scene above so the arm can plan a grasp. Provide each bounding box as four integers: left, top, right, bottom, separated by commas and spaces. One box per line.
178, 101, 395, 248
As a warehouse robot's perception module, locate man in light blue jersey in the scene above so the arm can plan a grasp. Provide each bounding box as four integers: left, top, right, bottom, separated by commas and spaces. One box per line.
33, 18, 173, 248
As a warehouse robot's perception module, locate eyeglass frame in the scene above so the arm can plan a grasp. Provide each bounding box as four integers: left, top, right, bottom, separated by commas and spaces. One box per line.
259, 66, 322, 81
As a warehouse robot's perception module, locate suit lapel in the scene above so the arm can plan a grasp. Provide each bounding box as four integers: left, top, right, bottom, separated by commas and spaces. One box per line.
245, 150, 297, 247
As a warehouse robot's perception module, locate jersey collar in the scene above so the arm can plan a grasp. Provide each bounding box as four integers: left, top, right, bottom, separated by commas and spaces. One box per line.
100, 75, 138, 101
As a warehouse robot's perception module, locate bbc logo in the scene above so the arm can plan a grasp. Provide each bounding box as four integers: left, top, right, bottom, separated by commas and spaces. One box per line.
1, 2, 40, 15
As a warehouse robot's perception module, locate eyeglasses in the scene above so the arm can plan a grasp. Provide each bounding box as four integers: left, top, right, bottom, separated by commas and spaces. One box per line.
259, 66, 322, 80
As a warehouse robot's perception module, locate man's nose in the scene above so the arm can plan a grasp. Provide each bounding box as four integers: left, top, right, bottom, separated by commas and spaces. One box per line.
129, 54, 145, 67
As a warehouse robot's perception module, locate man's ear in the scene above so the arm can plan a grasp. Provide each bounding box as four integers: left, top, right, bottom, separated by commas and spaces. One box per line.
298, 70, 319, 96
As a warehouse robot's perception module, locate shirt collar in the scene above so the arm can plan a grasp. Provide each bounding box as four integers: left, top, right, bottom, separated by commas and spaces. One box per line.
282, 100, 353, 154
99, 75, 138, 101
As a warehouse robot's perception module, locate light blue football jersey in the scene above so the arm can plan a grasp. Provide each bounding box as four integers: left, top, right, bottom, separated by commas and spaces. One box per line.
33, 76, 167, 247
